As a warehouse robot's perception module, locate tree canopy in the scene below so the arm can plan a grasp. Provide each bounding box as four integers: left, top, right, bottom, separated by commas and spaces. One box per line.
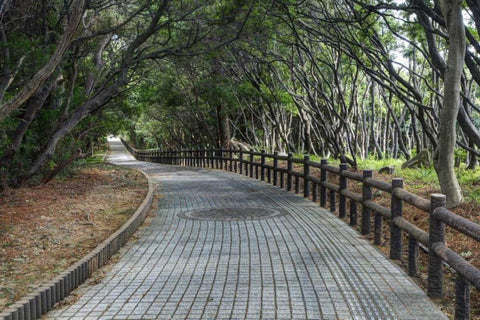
1, 0, 480, 207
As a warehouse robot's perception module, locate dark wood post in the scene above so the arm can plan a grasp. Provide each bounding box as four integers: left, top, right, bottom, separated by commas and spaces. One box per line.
428, 193, 446, 299
219, 149, 223, 170
455, 274, 471, 320
312, 182, 318, 202
339, 163, 348, 218
361, 169, 373, 235
249, 152, 254, 178
408, 237, 419, 277
239, 150, 243, 175
229, 148, 233, 172
320, 159, 328, 207
261, 150, 266, 181
280, 168, 285, 189
225, 149, 228, 169
210, 149, 214, 168
390, 178, 404, 260
213, 149, 217, 169
197, 148, 201, 167
273, 151, 279, 186
329, 189, 335, 212
304, 155, 310, 198
287, 153, 293, 191
350, 200, 357, 226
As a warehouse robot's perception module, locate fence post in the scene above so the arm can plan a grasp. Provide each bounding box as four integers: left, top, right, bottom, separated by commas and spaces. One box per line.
320, 159, 328, 207
339, 163, 348, 218
350, 200, 357, 226
196, 148, 199, 167
390, 178, 404, 260
229, 149, 233, 172
250, 152, 254, 178
304, 155, 310, 198
361, 169, 373, 235
273, 151, 279, 186
280, 164, 285, 189
261, 150, 266, 181
329, 189, 335, 212
219, 149, 223, 170
455, 274, 471, 320
428, 193, 446, 299
287, 153, 293, 191
374, 205, 383, 245
239, 150, 243, 175
312, 182, 318, 202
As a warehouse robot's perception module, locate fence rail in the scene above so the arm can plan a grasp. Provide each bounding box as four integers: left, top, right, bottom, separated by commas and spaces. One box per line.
122, 140, 480, 320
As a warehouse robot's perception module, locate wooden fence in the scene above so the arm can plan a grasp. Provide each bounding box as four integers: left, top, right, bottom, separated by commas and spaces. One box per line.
122, 141, 480, 320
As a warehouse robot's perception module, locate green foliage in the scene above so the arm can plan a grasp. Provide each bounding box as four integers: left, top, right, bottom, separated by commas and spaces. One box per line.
357, 157, 404, 171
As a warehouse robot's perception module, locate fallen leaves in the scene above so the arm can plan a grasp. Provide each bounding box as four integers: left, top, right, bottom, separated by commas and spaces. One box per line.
0, 163, 147, 312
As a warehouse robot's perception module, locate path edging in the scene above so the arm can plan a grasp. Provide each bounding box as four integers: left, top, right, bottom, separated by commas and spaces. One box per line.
0, 166, 155, 320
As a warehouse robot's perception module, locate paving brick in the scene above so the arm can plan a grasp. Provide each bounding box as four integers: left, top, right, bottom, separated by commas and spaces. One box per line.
44, 140, 447, 319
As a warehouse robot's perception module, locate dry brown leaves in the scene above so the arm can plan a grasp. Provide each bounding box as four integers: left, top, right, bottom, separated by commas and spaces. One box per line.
0, 164, 147, 312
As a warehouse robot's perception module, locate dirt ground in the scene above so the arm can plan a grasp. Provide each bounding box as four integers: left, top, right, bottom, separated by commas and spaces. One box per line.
0, 162, 148, 312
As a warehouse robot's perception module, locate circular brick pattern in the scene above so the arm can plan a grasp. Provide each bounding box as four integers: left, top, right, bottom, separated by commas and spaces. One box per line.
178, 207, 287, 221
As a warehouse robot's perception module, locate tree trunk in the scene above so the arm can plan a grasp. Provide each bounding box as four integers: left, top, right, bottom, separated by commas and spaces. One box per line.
0, 0, 85, 120
216, 104, 231, 148
433, 0, 464, 208
0, 76, 58, 169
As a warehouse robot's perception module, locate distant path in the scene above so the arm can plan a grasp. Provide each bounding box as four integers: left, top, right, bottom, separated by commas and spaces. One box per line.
45, 138, 447, 319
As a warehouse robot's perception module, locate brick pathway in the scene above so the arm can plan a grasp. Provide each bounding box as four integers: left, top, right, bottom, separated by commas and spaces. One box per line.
45, 139, 447, 319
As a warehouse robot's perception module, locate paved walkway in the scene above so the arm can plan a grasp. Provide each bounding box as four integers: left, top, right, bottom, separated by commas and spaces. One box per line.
45, 139, 447, 319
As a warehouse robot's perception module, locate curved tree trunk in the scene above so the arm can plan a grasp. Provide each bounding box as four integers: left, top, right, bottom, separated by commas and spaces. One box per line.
0, 0, 85, 120
433, 0, 464, 208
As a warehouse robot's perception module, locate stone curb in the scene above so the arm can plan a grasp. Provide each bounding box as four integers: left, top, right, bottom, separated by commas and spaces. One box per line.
0, 164, 155, 320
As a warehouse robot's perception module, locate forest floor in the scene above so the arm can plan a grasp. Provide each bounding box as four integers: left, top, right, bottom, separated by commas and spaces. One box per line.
0, 157, 148, 313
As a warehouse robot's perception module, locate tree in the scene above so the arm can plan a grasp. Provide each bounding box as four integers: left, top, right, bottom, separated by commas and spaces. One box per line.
433, 0, 465, 207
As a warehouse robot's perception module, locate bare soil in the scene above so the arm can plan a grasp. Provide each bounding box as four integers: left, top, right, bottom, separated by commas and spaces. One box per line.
0, 162, 148, 312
